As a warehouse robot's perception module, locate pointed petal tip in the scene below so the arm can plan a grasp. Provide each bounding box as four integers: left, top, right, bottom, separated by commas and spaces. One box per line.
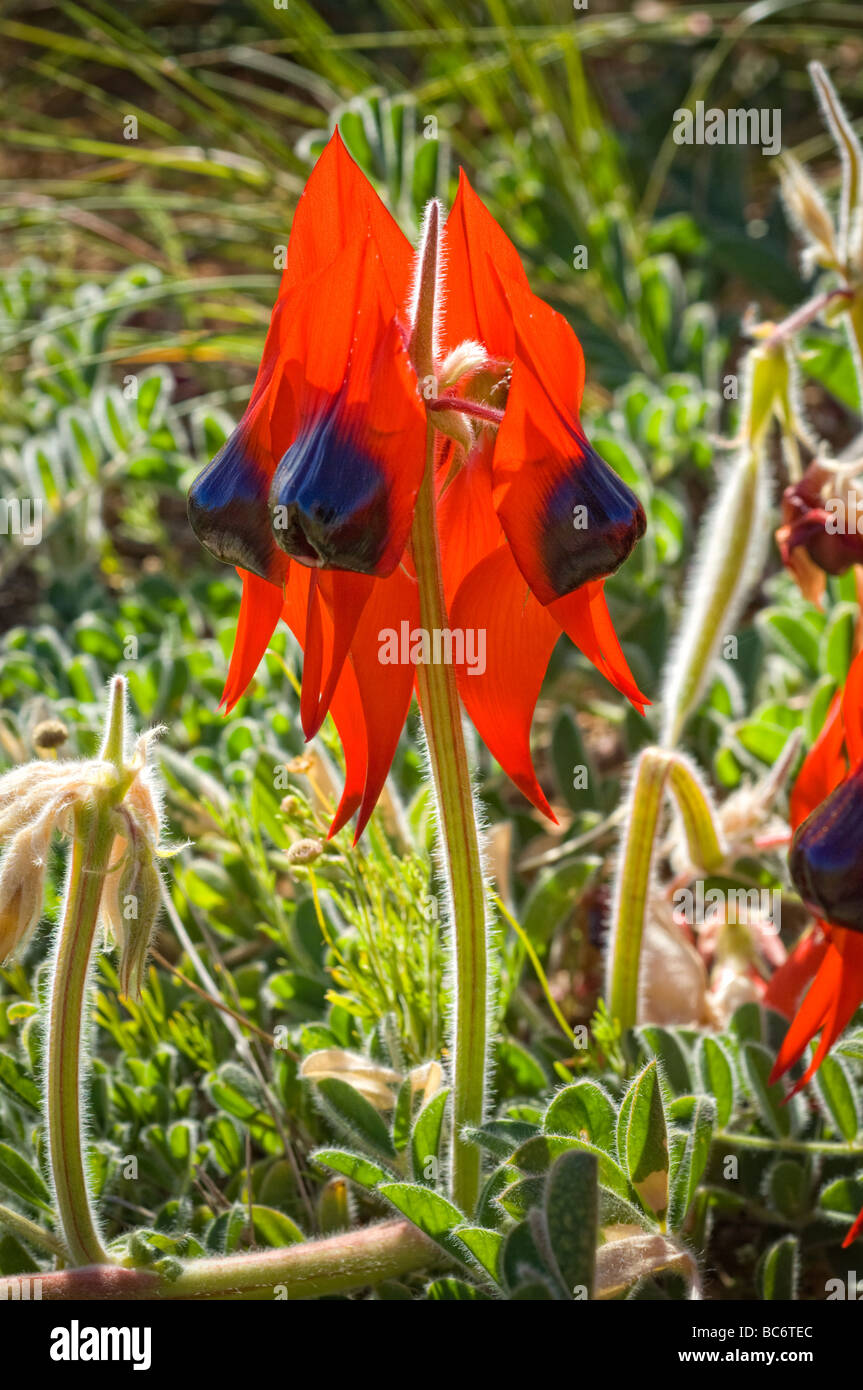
842, 1209, 863, 1247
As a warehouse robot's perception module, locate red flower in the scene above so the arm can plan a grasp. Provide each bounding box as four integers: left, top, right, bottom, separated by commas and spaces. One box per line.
189, 131, 647, 840
767, 646, 863, 1245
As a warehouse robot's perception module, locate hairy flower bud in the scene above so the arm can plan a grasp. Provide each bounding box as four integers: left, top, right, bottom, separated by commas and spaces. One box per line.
115, 845, 162, 999
31, 718, 69, 753
286, 837, 324, 866
779, 152, 839, 274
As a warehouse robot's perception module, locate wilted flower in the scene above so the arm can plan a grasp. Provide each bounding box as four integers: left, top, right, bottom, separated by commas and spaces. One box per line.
0, 680, 172, 998
776, 463, 863, 607
301, 1047, 442, 1111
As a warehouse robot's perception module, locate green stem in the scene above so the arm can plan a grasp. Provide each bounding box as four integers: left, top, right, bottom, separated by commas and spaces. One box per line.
406, 200, 488, 1216
715, 1131, 863, 1158
45, 677, 129, 1267
46, 796, 115, 1266
845, 293, 863, 407
606, 748, 672, 1032
411, 425, 489, 1217
0, 1218, 438, 1301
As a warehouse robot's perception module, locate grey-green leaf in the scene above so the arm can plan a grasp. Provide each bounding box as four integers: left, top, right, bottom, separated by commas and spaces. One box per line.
757, 1235, 798, 1300
544, 1150, 598, 1299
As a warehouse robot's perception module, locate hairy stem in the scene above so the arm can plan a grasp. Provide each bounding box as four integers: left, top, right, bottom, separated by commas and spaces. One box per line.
407, 199, 489, 1216
44, 676, 130, 1267
0, 1219, 439, 1301
46, 795, 115, 1266
411, 423, 489, 1216
606, 748, 672, 1031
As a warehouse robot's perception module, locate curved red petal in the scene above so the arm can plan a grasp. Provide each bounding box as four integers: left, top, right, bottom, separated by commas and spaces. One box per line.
443, 169, 528, 352
548, 581, 649, 710
790, 690, 847, 830
283, 560, 417, 840
450, 544, 559, 820
768, 940, 843, 1088
281, 564, 366, 835
347, 562, 419, 841
842, 646, 863, 766
762, 926, 830, 1019
302, 570, 374, 740
220, 569, 284, 713
802, 929, 863, 1082
279, 128, 414, 307
843, 1205, 863, 1248
436, 433, 502, 608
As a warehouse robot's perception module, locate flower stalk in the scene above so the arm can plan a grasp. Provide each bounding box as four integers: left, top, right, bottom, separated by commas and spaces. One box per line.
409, 202, 489, 1216
46, 796, 116, 1266
0, 1219, 439, 1300
45, 677, 135, 1266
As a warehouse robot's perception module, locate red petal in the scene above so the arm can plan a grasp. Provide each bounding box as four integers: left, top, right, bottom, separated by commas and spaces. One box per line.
450, 544, 559, 819
804, 929, 863, 1079
443, 169, 529, 352
549, 581, 649, 710
283, 558, 419, 840
302, 570, 374, 740
436, 434, 502, 608
843, 1206, 863, 1248
762, 926, 830, 1019
278, 128, 413, 308
790, 690, 846, 829
842, 647, 863, 766
769, 927, 863, 1093
220, 569, 284, 712
345, 561, 419, 840
281, 564, 366, 834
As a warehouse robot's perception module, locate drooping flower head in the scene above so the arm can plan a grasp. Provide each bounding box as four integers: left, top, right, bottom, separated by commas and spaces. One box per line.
188, 131, 647, 840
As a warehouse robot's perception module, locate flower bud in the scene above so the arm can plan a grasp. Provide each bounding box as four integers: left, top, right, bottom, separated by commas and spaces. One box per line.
31, 718, 69, 753
790, 764, 863, 932
779, 153, 839, 273
286, 837, 324, 866
115, 845, 162, 998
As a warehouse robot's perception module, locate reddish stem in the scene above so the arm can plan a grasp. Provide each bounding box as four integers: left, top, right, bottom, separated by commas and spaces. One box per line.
428, 395, 505, 425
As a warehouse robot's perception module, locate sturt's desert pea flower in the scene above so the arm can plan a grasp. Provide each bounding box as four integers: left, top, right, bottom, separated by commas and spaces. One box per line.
188, 130, 646, 840
767, 646, 863, 1243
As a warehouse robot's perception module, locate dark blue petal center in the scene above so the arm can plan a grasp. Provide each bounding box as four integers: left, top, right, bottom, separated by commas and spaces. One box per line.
790, 770, 863, 933
542, 440, 646, 596
269, 410, 390, 574
187, 423, 276, 582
